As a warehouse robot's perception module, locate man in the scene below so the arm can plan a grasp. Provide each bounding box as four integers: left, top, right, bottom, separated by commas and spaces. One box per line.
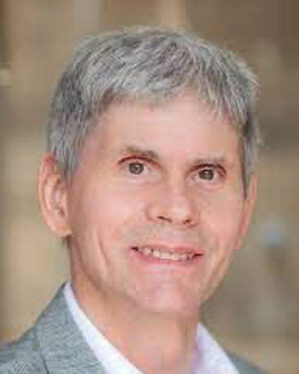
0, 26, 262, 373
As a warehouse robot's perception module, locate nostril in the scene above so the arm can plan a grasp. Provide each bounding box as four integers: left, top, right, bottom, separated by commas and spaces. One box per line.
157, 216, 171, 222
156, 215, 196, 227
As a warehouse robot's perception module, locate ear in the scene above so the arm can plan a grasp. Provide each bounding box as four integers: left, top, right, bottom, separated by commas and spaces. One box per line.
37, 153, 71, 238
235, 174, 258, 250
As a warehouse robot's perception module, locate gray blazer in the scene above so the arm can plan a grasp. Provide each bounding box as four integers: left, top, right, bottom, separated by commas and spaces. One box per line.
0, 285, 261, 373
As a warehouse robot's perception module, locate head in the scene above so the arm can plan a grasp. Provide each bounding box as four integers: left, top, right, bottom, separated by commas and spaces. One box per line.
48, 26, 260, 189
38, 26, 260, 319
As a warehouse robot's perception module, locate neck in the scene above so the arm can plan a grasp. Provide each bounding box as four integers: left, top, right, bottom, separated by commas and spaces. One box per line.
71, 276, 199, 374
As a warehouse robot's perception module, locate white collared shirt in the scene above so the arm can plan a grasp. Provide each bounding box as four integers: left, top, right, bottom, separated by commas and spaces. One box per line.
64, 283, 238, 374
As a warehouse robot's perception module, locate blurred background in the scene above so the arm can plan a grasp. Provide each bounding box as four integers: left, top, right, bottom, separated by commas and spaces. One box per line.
0, 1, 298, 372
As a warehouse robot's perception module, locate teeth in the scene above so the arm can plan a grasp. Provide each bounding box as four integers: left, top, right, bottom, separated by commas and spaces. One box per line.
153, 249, 161, 258
143, 248, 152, 256
136, 247, 195, 262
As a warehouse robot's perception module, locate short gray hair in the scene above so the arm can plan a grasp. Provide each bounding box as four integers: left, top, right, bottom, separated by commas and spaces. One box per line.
48, 26, 261, 187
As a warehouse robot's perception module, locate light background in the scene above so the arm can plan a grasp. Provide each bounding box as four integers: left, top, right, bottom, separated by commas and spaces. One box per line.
1, 1, 298, 373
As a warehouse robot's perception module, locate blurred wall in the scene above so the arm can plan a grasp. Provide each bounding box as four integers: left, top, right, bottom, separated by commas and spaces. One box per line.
1, 1, 298, 372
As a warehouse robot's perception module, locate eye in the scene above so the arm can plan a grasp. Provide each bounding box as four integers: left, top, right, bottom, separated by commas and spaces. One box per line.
192, 164, 224, 185
119, 157, 152, 176
198, 168, 216, 181
119, 156, 160, 183
128, 161, 145, 175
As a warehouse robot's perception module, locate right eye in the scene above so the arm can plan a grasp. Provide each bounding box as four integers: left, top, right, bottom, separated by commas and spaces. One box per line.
119, 157, 152, 177
118, 156, 161, 184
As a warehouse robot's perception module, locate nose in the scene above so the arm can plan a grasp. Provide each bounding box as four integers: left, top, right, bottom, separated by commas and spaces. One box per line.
146, 180, 199, 228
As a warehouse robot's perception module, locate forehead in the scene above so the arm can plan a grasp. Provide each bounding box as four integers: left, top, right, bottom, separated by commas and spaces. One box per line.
85, 94, 240, 164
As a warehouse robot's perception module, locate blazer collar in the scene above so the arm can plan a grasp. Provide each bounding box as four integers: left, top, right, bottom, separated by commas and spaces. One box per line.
35, 284, 106, 374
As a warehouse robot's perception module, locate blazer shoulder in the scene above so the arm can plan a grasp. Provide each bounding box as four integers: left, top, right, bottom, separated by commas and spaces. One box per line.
0, 327, 47, 374
228, 351, 263, 374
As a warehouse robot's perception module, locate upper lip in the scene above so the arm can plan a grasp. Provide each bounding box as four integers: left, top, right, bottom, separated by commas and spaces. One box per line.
132, 243, 204, 255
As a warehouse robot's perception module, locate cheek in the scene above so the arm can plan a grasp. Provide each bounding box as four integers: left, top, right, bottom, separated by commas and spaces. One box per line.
91, 186, 148, 240
199, 198, 244, 300
201, 193, 245, 247
217, 209, 243, 244
69, 176, 150, 242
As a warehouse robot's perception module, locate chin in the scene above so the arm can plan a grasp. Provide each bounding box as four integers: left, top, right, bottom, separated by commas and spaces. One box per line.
135, 291, 201, 319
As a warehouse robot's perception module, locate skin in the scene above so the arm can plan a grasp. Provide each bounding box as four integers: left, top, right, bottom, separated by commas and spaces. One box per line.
38, 93, 257, 374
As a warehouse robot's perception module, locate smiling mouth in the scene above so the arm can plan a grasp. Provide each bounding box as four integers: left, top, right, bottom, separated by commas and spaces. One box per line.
131, 246, 200, 262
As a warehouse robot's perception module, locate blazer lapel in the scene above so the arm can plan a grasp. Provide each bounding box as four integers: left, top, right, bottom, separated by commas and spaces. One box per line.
36, 285, 106, 374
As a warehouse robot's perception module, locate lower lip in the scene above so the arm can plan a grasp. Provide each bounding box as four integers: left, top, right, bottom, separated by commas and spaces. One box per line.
130, 247, 203, 266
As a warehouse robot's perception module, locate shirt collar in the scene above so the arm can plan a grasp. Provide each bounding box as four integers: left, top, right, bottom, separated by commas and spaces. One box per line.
64, 282, 238, 374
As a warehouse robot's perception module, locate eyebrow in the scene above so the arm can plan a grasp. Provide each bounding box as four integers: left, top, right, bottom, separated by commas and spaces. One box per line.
118, 145, 160, 161
117, 145, 229, 167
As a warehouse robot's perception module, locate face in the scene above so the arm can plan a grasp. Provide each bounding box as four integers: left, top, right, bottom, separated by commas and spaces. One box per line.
57, 94, 256, 318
